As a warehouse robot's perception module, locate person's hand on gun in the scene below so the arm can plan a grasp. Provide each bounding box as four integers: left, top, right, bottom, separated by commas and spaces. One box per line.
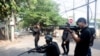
66, 27, 80, 42
66, 27, 73, 33
66, 27, 78, 37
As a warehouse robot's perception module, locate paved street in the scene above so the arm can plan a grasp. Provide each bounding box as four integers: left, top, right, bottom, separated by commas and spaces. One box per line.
0, 33, 100, 56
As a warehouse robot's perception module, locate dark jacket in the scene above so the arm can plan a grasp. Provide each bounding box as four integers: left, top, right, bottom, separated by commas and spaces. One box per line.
38, 42, 60, 56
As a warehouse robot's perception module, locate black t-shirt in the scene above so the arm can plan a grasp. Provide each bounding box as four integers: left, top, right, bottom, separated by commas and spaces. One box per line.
74, 27, 91, 56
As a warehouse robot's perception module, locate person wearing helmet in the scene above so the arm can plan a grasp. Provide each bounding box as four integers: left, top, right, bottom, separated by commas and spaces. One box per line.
35, 35, 60, 56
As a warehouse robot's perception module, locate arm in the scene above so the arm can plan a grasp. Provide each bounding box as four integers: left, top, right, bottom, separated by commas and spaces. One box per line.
36, 45, 47, 53
70, 31, 81, 43
28, 45, 47, 53
69, 28, 91, 43
36, 48, 46, 53
66, 28, 81, 43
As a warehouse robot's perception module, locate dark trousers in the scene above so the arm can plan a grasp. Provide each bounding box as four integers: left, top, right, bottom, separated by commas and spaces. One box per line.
34, 34, 40, 48
87, 47, 91, 56
61, 40, 69, 55
74, 47, 89, 56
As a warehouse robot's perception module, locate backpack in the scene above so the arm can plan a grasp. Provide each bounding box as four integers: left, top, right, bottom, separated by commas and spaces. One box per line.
89, 28, 96, 46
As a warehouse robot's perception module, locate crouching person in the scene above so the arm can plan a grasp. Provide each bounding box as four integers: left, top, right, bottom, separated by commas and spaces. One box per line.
30, 35, 61, 56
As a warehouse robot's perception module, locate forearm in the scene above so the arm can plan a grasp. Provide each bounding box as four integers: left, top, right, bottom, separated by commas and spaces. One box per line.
66, 27, 80, 43
37, 49, 46, 53
70, 32, 80, 42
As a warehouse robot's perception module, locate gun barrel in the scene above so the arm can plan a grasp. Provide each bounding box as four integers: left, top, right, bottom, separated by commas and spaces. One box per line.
17, 52, 27, 56
17, 48, 36, 56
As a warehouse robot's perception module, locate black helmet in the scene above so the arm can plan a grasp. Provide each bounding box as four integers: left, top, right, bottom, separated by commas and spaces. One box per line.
76, 17, 87, 25
45, 35, 52, 42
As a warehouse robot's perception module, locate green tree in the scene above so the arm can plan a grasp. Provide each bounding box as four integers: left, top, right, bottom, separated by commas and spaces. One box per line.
0, 0, 19, 40
0, 0, 18, 21
17, 0, 66, 28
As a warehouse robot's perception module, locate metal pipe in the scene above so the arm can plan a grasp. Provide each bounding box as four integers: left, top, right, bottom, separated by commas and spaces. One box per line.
61, 0, 95, 14
87, 0, 89, 25
94, 0, 97, 29
73, 0, 75, 24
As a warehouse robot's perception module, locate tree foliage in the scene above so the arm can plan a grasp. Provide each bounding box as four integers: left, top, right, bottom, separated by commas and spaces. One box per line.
0, 0, 18, 21
17, 0, 67, 27
0, 0, 67, 27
